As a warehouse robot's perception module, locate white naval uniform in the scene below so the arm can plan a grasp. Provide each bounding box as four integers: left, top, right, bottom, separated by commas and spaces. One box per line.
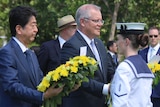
110, 55, 154, 107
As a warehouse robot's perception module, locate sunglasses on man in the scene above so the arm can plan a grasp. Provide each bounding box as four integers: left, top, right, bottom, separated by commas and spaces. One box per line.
149, 35, 158, 38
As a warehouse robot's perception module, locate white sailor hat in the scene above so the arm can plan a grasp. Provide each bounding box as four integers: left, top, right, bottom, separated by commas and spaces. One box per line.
116, 23, 146, 34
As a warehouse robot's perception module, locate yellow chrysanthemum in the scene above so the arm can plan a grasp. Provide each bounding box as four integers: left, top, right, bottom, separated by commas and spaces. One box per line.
37, 77, 50, 92
80, 56, 86, 61
154, 63, 160, 72
37, 84, 47, 92
65, 61, 71, 67
60, 69, 69, 77
147, 64, 152, 69
152, 68, 156, 73
56, 65, 65, 74
73, 56, 80, 60
70, 66, 78, 73
148, 63, 160, 73
52, 71, 60, 82
148, 63, 160, 87
73, 61, 78, 67
47, 71, 54, 76
90, 58, 97, 65
37, 55, 98, 107
82, 61, 87, 66
42, 77, 50, 87
78, 60, 83, 64
46, 71, 54, 80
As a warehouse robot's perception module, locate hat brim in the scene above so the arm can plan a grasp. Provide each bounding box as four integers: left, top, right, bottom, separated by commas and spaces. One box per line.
116, 23, 145, 35
57, 22, 77, 31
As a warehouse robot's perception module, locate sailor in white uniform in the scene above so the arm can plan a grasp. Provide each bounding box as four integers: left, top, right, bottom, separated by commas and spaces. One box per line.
110, 23, 154, 107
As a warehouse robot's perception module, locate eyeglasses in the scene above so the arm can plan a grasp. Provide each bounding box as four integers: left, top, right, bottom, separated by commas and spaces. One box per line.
84, 18, 104, 24
149, 35, 158, 38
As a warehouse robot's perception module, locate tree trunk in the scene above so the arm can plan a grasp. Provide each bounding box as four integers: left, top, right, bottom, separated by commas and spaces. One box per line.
109, 2, 120, 40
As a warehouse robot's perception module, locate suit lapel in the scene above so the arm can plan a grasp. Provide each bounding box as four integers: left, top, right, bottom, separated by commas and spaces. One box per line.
11, 39, 30, 71
143, 47, 160, 63
156, 47, 160, 63
94, 39, 104, 72
10, 39, 37, 86
156, 47, 160, 55
75, 32, 104, 79
54, 39, 61, 58
94, 39, 107, 82
107, 52, 115, 66
76, 32, 95, 59
145, 47, 149, 63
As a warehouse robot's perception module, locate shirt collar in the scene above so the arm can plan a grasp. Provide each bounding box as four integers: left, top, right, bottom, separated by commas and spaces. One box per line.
77, 30, 93, 46
58, 36, 66, 48
108, 50, 115, 57
149, 43, 160, 51
12, 37, 28, 53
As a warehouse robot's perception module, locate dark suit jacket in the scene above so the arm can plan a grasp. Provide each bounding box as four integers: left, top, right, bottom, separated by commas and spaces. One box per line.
107, 52, 118, 82
61, 31, 114, 107
0, 38, 43, 107
139, 47, 160, 98
37, 39, 61, 75
138, 47, 150, 63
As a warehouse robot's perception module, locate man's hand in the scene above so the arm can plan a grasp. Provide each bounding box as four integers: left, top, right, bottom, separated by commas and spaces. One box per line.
43, 84, 64, 100
70, 83, 81, 92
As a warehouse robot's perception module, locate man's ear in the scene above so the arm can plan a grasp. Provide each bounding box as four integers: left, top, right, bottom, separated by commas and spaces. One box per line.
80, 18, 86, 27
109, 46, 113, 51
15, 25, 22, 35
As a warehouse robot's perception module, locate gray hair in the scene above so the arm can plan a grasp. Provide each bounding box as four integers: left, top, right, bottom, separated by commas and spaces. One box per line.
75, 4, 101, 27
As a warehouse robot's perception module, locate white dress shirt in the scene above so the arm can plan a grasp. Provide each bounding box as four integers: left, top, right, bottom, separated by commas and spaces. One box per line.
77, 30, 109, 95
148, 43, 160, 62
12, 37, 28, 52
58, 36, 66, 49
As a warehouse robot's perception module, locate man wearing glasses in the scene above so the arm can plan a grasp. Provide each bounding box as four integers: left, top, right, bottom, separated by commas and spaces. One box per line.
60, 4, 114, 107
139, 26, 160, 107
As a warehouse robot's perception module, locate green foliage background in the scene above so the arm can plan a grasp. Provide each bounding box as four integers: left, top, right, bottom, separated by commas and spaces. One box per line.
0, 0, 160, 47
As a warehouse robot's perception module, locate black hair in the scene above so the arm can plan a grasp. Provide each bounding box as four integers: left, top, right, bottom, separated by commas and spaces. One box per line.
9, 6, 37, 36
120, 33, 148, 49
117, 24, 148, 49
106, 40, 116, 50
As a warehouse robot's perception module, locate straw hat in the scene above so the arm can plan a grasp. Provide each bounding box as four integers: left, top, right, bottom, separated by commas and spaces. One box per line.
57, 15, 77, 31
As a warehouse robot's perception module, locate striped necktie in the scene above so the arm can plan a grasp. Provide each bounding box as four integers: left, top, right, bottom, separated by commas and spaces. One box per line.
90, 40, 102, 70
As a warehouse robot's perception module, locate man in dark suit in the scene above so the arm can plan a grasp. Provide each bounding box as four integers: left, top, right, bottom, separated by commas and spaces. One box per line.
60, 4, 114, 107
106, 40, 118, 82
0, 6, 63, 107
38, 15, 77, 75
139, 26, 160, 107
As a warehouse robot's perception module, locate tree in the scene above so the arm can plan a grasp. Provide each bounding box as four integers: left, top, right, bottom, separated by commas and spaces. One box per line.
31, 0, 91, 44
102, 0, 121, 41
0, 0, 160, 47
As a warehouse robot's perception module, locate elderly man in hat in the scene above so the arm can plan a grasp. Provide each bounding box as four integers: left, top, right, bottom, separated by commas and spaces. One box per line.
38, 15, 77, 75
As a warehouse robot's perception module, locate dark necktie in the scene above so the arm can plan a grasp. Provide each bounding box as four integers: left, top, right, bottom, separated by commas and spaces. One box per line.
24, 49, 35, 77
113, 54, 118, 65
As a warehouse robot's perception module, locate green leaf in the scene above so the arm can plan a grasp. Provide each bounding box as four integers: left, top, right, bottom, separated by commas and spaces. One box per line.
82, 77, 89, 82
77, 73, 84, 78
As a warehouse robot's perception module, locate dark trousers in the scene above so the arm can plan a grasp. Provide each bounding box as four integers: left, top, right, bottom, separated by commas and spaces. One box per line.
151, 97, 160, 107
